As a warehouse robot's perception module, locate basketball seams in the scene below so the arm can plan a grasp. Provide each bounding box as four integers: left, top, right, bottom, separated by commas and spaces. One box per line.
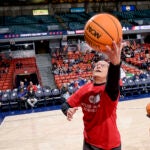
106, 14, 121, 43
84, 13, 122, 51
91, 17, 114, 42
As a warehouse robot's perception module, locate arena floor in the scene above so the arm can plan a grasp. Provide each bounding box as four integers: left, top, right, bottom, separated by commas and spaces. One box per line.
0, 97, 150, 150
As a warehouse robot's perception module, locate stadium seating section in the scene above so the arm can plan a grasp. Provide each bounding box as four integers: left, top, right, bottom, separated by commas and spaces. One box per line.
0, 57, 41, 90
0, 7, 150, 112
0, 9, 149, 34
0, 42, 150, 112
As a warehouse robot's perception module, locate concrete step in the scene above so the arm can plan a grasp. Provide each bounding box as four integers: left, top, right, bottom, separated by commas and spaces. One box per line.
36, 53, 56, 89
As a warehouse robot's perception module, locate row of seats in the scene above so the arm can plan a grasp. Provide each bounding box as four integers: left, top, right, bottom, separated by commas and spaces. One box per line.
1, 75, 149, 112
0, 57, 42, 91
120, 77, 150, 97
113, 9, 150, 20
54, 72, 92, 89
0, 60, 14, 90
0, 87, 64, 112
3, 15, 59, 25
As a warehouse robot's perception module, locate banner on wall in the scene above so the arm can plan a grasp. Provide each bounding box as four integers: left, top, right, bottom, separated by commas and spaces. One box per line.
0, 30, 67, 39
0, 26, 150, 40
67, 30, 75, 35
75, 30, 84, 34
122, 25, 150, 31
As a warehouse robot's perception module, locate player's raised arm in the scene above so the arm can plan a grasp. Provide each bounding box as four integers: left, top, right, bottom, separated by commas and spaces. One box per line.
104, 39, 125, 101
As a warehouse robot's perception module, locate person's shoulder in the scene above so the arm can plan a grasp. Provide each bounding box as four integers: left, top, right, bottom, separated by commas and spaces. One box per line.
78, 82, 93, 91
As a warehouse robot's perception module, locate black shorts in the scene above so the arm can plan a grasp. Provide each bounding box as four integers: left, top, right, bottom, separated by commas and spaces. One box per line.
83, 140, 121, 150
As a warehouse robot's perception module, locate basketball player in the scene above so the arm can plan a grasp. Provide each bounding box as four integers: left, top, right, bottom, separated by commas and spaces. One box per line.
61, 39, 125, 150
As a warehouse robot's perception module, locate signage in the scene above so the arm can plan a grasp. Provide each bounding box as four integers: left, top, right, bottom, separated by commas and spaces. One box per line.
70, 7, 85, 13
67, 30, 75, 35
20, 32, 48, 37
122, 25, 150, 31
0, 26, 149, 40
75, 30, 84, 34
122, 5, 136, 12
33, 9, 49, 15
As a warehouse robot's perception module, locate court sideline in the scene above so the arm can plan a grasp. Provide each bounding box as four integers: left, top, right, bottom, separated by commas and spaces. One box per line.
0, 97, 150, 150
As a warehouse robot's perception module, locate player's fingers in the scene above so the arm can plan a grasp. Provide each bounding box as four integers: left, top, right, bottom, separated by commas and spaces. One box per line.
112, 41, 118, 52
121, 41, 127, 49
67, 111, 73, 117
104, 45, 112, 56
105, 45, 111, 52
118, 38, 123, 46
67, 113, 72, 120
67, 116, 72, 121
74, 107, 78, 112
118, 38, 127, 51
75, 107, 78, 110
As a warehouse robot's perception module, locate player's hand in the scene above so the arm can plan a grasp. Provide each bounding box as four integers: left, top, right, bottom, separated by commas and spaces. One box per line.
104, 38, 126, 65
67, 107, 78, 121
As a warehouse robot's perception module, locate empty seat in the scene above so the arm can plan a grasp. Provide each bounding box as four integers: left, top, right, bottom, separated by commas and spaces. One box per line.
43, 89, 53, 106
9, 92, 19, 110
51, 88, 62, 105
0, 93, 10, 111
35, 90, 45, 107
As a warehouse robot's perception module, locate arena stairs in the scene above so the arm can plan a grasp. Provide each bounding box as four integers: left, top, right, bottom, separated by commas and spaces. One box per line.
35, 53, 56, 89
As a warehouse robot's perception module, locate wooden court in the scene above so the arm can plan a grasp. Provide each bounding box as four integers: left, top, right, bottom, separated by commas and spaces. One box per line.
0, 97, 150, 150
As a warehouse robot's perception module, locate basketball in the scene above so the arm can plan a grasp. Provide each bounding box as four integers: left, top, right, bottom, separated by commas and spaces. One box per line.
146, 103, 150, 116
84, 13, 123, 52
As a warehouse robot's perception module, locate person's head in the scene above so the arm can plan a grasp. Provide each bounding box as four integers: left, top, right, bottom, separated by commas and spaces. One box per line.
20, 81, 24, 86
92, 60, 109, 84
29, 81, 33, 86
62, 83, 68, 89
24, 78, 27, 82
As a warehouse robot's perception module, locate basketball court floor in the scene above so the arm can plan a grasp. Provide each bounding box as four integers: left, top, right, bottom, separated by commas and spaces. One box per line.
0, 97, 150, 150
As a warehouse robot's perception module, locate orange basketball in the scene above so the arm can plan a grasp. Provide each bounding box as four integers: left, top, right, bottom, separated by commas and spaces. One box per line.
146, 103, 150, 116
84, 13, 123, 52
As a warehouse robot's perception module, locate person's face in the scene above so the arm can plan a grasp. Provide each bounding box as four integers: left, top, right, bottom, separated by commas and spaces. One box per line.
30, 82, 33, 85
20, 82, 24, 86
93, 61, 109, 83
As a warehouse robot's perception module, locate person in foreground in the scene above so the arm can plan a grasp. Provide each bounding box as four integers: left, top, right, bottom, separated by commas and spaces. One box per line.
61, 39, 125, 150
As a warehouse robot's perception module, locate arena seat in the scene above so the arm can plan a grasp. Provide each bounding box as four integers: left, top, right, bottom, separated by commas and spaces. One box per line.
43, 89, 53, 106
51, 88, 62, 105
121, 80, 135, 97
42, 86, 51, 92
9, 91, 19, 110
0, 93, 10, 111
35, 90, 46, 107
68, 86, 75, 94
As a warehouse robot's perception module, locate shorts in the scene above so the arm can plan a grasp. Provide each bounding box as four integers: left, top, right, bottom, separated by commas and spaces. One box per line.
83, 140, 121, 150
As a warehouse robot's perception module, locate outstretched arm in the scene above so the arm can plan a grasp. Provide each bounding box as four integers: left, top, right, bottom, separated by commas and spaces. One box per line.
105, 62, 121, 101
103, 39, 125, 101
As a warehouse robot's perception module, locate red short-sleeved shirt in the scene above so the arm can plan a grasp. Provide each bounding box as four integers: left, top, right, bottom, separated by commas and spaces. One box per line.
67, 82, 121, 149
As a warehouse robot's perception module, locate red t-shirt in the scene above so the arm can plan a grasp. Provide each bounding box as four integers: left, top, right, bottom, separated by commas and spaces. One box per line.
67, 82, 121, 149
27, 85, 37, 92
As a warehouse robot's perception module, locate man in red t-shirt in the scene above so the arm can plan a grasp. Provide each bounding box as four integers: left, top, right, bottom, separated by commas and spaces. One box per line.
61, 39, 125, 150
27, 81, 37, 92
